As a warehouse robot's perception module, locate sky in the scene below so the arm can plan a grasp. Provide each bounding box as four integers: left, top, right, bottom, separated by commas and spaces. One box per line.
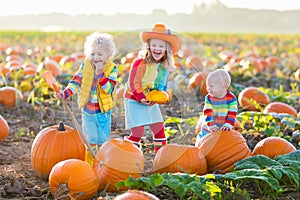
1, 0, 300, 16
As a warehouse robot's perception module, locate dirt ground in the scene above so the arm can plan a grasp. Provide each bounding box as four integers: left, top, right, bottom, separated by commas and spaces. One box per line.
0, 83, 299, 199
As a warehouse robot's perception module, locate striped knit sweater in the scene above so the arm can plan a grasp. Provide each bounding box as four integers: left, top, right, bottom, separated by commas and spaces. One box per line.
203, 90, 238, 131
63, 61, 118, 115
124, 58, 169, 102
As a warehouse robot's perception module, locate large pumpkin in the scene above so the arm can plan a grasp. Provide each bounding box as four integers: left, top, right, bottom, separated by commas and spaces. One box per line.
146, 90, 169, 104
31, 122, 85, 180
195, 130, 251, 173
49, 159, 99, 200
113, 190, 159, 200
238, 87, 269, 111
263, 102, 298, 118
94, 138, 144, 192
252, 137, 296, 159
0, 114, 10, 142
0, 86, 23, 107
152, 144, 207, 175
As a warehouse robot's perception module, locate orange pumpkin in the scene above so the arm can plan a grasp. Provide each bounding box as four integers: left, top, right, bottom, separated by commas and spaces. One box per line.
294, 68, 300, 81
0, 114, 10, 142
94, 139, 144, 192
146, 90, 169, 104
185, 54, 203, 70
113, 190, 159, 200
252, 137, 296, 159
59, 55, 79, 66
0, 86, 23, 107
152, 144, 207, 175
188, 71, 208, 96
31, 122, 85, 180
47, 54, 64, 63
49, 159, 99, 200
263, 102, 298, 118
238, 87, 269, 111
22, 62, 38, 76
40, 59, 62, 77
195, 130, 251, 173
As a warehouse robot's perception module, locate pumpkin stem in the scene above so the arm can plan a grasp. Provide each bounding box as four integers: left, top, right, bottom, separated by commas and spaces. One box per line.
58, 122, 65, 131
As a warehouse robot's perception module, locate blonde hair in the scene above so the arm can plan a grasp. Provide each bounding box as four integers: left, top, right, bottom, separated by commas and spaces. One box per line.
84, 32, 117, 60
143, 39, 175, 71
207, 69, 231, 88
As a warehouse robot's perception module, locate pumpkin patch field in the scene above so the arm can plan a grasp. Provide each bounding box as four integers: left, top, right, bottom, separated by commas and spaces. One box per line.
1, 31, 300, 199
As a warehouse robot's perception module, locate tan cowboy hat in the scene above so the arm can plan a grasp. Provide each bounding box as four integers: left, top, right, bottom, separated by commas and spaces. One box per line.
141, 23, 181, 54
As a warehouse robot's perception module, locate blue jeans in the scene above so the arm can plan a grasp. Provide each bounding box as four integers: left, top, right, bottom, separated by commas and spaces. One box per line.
82, 111, 111, 145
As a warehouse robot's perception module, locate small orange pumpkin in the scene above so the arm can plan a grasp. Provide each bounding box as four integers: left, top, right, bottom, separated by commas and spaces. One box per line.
252, 137, 296, 159
94, 139, 144, 192
146, 90, 169, 104
152, 144, 207, 175
39, 59, 62, 77
263, 102, 298, 118
31, 122, 85, 180
0, 114, 10, 142
113, 190, 159, 200
185, 54, 203, 70
195, 130, 251, 173
0, 86, 23, 107
49, 159, 99, 200
238, 87, 269, 111
188, 72, 208, 96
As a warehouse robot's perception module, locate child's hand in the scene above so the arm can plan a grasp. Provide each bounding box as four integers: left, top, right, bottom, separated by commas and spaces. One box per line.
93, 61, 104, 75
55, 91, 64, 100
140, 98, 154, 106
221, 125, 231, 131
210, 127, 220, 132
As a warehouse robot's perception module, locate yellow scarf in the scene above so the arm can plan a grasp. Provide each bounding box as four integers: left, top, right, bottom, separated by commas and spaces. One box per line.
78, 60, 116, 112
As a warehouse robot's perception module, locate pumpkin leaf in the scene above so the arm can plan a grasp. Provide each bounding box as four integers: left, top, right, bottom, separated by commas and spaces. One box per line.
222, 169, 281, 191
163, 179, 186, 200
269, 167, 300, 187
148, 173, 164, 187
275, 150, 300, 168
234, 155, 282, 170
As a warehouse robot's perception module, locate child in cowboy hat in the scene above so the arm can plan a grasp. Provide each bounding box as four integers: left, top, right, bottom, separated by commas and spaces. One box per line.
123, 23, 181, 153
56, 32, 118, 164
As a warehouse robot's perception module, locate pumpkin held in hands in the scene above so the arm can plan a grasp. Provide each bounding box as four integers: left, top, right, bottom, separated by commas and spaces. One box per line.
146, 90, 169, 104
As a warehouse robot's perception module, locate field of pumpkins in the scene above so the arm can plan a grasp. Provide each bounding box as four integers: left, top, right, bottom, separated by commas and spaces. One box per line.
1, 31, 300, 199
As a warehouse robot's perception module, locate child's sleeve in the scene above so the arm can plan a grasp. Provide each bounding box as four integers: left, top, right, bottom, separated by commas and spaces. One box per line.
63, 62, 84, 99
128, 59, 146, 101
224, 93, 238, 129
203, 96, 218, 130
98, 66, 118, 94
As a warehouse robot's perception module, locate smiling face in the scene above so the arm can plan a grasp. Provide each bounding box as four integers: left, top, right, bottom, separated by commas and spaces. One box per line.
149, 38, 167, 61
90, 44, 109, 66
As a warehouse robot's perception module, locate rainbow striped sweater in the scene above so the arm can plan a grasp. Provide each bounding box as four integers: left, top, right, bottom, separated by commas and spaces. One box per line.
63, 62, 118, 115
203, 90, 238, 131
